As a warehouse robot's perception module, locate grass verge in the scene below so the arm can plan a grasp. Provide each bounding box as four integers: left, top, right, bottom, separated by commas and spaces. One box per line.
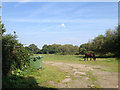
21, 63, 66, 88
3, 63, 66, 88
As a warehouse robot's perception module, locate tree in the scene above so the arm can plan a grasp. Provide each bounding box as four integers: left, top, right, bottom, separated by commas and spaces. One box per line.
47, 44, 59, 54
26, 44, 40, 54
111, 26, 120, 57
74, 46, 79, 55
42, 44, 49, 54
41, 44, 79, 55
92, 35, 105, 54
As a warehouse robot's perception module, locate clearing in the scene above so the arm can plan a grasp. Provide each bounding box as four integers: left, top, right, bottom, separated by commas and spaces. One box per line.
43, 60, 118, 88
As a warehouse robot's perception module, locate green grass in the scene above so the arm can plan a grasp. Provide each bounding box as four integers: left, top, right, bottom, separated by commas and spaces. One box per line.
36, 54, 119, 72
21, 63, 66, 88
3, 63, 66, 88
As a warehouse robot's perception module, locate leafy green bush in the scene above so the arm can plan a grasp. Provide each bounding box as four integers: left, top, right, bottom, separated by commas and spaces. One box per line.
2, 23, 32, 75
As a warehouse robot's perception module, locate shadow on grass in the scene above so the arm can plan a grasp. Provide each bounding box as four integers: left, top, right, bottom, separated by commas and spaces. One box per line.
95, 55, 116, 58
2, 74, 58, 89
116, 57, 120, 60
75, 55, 116, 59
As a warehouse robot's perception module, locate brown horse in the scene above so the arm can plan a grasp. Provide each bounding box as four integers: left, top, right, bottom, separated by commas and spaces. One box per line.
84, 53, 96, 61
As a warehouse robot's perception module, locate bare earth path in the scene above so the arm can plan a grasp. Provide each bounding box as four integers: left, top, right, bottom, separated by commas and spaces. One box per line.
43, 61, 118, 88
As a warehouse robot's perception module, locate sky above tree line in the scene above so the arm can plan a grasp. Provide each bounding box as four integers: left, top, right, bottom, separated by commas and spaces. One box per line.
2, 2, 118, 49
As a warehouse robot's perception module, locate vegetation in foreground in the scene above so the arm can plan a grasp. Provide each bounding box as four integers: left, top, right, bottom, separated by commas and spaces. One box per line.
1, 22, 32, 76
2, 63, 66, 88
2, 54, 118, 88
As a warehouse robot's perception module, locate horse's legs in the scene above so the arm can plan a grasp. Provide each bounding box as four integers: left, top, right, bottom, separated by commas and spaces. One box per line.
90, 57, 92, 61
94, 57, 96, 61
84, 56, 86, 61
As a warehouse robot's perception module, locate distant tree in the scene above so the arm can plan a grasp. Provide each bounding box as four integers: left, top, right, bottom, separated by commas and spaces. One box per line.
74, 45, 79, 55
42, 44, 49, 54
47, 44, 59, 54
36, 49, 43, 54
41, 44, 79, 55
26, 44, 40, 54
79, 47, 86, 55
92, 35, 105, 54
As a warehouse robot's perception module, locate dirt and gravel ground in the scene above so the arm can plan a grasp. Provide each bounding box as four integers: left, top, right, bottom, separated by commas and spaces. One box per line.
43, 61, 118, 88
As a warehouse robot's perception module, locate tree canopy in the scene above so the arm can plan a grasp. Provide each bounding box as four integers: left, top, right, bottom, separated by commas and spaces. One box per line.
25, 44, 40, 54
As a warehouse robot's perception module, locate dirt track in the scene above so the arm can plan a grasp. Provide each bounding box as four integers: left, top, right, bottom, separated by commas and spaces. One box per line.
43, 61, 118, 88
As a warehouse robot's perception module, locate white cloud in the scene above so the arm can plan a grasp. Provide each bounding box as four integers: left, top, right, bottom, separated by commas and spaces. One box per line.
61, 23, 65, 28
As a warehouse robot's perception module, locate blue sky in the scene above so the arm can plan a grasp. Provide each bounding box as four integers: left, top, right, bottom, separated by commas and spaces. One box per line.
2, 2, 118, 49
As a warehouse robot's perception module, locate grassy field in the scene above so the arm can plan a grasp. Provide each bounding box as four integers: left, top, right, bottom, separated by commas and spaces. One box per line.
3, 54, 119, 88
35, 54, 119, 72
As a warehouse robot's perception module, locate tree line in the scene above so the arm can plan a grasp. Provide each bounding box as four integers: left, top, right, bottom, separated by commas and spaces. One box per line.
25, 44, 79, 55
26, 26, 120, 57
